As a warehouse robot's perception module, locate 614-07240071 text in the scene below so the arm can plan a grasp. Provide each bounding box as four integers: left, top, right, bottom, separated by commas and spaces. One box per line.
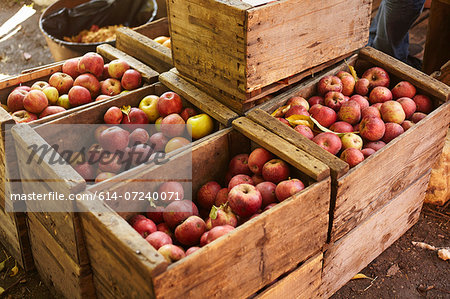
9, 191, 183, 202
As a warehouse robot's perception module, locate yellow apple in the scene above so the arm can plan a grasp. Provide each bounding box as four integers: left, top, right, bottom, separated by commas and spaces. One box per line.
120, 90, 130, 94
43, 86, 59, 105
139, 95, 160, 122
165, 137, 190, 153
154, 36, 169, 44
57, 94, 70, 109
186, 113, 214, 139
155, 116, 163, 131
162, 38, 171, 49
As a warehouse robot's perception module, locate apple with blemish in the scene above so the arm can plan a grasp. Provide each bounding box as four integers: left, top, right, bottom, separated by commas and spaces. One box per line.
78, 52, 104, 78
413, 94, 433, 114
359, 116, 385, 141
275, 179, 305, 202
68, 86, 92, 107
397, 97, 416, 119
309, 104, 337, 128
294, 125, 314, 139
324, 91, 347, 111
74, 73, 100, 98
101, 78, 122, 96
354, 78, 370, 96
380, 101, 405, 124
391, 81, 416, 99
340, 148, 364, 168
62, 58, 81, 78
336, 71, 355, 96
262, 159, 290, 184
312, 132, 342, 155
382, 123, 404, 143
369, 86, 393, 104
23, 90, 48, 114
317, 75, 343, 95
362, 67, 390, 88
330, 121, 354, 133
121, 69, 142, 90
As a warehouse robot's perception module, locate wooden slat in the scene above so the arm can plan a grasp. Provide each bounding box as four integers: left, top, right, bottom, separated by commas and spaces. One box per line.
152, 178, 330, 298
247, 109, 349, 180
359, 47, 450, 103
256, 253, 323, 299
232, 117, 330, 181
245, 0, 371, 92
96, 44, 159, 84
116, 17, 173, 73
321, 171, 431, 298
159, 70, 239, 126
332, 100, 450, 241
78, 197, 168, 298
27, 213, 95, 299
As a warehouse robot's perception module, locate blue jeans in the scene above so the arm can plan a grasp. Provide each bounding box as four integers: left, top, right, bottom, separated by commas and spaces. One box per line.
368, 0, 425, 63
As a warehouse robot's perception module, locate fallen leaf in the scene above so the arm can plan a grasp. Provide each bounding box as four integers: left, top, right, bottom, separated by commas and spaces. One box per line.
412, 241, 436, 251
437, 248, 450, 261
351, 273, 373, 280
9, 262, 18, 277
286, 115, 314, 128
386, 264, 400, 276
344, 60, 358, 81
0, 286, 4, 295
209, 205, 219, 220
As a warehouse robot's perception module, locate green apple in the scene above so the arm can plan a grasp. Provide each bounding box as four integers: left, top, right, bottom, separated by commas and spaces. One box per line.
43, 86, 59, 105
139, 95, 160, 122
57, 94, 70, 109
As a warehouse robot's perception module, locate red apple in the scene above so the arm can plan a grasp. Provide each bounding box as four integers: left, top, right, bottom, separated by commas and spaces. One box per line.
338, 100, 361, 125
157, 92, 183, 117
13, 86, 31, 93
163, 200, 199, 229
104, 106, 123, 124
215, 188, 228, 206
330, 121, 354, 133
317, 75, 343, 95
362, 67, 390, 88
160, 113, 185, 137
262, 159, 290, 184
228, 184, 262, 217
391, 81, 416, 99
285, 105, 310, 118
312, 132, 342, 155
207, 205, 238, 229
101, 78, 122, 96
108, 59, 130, 79
382, 122, 404, 143
372, 103, 383, 110
362, 106, 381, 119
121, 107, 149, 129
131, 215, 157, 237
11, 110, 37, 123
48, 72, 73, 95
145, 231, 172, 250
157, 223, 174, 239
411, 112, 427, 123
73, 162, 95, 181
7, 89, 28, 112
129, 128, 149, 145
180, 107, 198, 122
158, 181, 184, 203
68, 86, 92, 107
340, 148, 364, 168
197, 181, 222, 210
62, 58, 81, 78
165, 137, 190, 153
74, 73, 100, 98
309, 104, 337, 128
228, 153, 252, 176
255, 181, 277, 208
354, 78, 370, 96
324, 91, 347, 111
175, 216, 206, 246
275, 179, 305, 202
294, 125, 314, 139
336, 71, 356, 96
248, 148, 274, 175
158, 244, 185, 263
277, 118, 290, 126
369, 86, 393, 104
287, 96, 309, 110
204, 225, 234, 244
39, 106, 66, 118
78, 52, 104, 78
121, 69, 142, 90
99, 126, 130, 152
98, 152, 124, 173
380, 101, 406, 124
401, 120, 414, 131
186, 247, 200, 256
365, 141, 386, 151
308, 96, 324, 106
149, 132, 169, 152
413, 94, 433, 114
349, 95, 370, 110
228, 174, 254, 191
397, 97, 416, 119
359, 116, 386, 141
31, 81, 50, 91
146, 206, 165, 224
361, 148, 376, 158
95, 95, 111, 101
23, 90, 48, 114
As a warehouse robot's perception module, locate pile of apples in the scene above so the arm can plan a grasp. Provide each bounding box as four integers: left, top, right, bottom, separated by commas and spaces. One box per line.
71, 91, 215, 184
153, 36, 171, 49
273, 66, 433, 168
129, 147, 306, 263
5, 52, 142, 123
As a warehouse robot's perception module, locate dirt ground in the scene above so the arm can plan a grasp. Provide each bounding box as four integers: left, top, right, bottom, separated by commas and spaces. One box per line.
0, 1, 448, 298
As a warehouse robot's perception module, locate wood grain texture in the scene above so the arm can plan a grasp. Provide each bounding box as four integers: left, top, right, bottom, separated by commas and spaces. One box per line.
256, 253, 323, 299
96, 44, 159, 84
332, 100, 450, 241
116, 17, 173, 73
245, 0, 371, 92
232, 117, 330, 181
247, 109, 349, 180
152, 178, 330, 298
159, 70, 239, 126
321, 172, 431, 298
27, 213, 95, 299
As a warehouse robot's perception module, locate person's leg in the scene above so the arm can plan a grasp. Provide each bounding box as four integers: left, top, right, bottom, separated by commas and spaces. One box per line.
371, 0, 425, 62
368, 1, 384, 45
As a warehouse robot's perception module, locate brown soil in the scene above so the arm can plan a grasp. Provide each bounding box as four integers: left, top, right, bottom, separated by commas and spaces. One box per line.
0, 1, 448, 298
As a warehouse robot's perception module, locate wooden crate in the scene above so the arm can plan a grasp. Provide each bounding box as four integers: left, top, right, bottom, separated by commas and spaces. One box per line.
248, 47, 450, 243
116, 17, 173, 73
10, 76, 238, 298
167, 0, 372, 104
320, 170, 431, 298
76, 117, 330, 298
0, 45, 158, 272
